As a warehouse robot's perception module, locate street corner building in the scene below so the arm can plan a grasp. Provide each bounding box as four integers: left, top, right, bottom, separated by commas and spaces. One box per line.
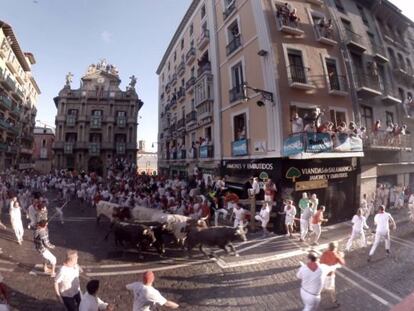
0, 20, 40, 171
157, 0, 414, 224
52, 60, 143, 176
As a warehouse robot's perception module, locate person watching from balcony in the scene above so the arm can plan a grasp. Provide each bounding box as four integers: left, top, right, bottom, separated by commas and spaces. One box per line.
291, 113, 304, 133
304, 121, 317, 133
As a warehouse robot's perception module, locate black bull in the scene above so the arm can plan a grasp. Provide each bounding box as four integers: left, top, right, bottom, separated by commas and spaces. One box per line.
186, 226, 248, 258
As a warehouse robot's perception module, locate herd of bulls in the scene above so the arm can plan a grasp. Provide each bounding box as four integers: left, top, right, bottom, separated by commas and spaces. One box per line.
96, 201, 248, 259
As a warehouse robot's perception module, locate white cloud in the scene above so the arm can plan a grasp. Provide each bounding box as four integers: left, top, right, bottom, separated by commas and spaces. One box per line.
100, 31, 112, 43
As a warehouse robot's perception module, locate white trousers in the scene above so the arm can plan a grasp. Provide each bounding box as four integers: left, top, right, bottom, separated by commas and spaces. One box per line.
300, 219, 309, 240
255, 215, 269, 229
41, 249, 57, 265
11, 220, 24, 242
369, 231, 390, 256
345, 229, 366, 251
233, 218, 244, 228
312, 224, 322, 243
214, 209, 228, 226
300, 289, 321, 311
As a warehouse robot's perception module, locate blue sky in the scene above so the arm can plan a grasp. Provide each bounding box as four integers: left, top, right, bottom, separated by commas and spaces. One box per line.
1, 0, 412, 152
2, 0, 191, 151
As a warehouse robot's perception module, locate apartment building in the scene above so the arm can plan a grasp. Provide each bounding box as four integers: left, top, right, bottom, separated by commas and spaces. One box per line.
157, 0, 414, 223
53, 60, 143, 176
0, 21, 40, 171
327, 0, 414, 196
33, 126, 55, 174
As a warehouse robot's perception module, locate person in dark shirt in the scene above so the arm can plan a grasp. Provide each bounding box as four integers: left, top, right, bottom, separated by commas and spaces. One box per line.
34, 220, 56, 277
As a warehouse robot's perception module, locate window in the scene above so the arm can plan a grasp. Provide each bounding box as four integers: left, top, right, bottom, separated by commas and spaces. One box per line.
325, 58, 340, 90
406, 58, 413, 74
181, 38, 184, 50
360, 105, 373, 131
341, 19, 353, 34
288, 49, 307, 83
398, 88, 405, 101
189, 23, 194, 36
191, 132, 196, 144
205, 126, 212, 141
234, 113, 246, 141
201, 4, 206, 19
387, 48, 397, 67
329, 109, 346, 127
224, 0, 235, 8
385, 111, 394, 126
167, 62, 170, 71
68, 109, 78, 115
173, 51, 177, 62
190, 39, 194, 48
117, 111, 126, 117
42, 139, 46, 148
227, 20, 241, 55
191, 67, 195, 77
334, 0, 345, 13
357, 5, 368, 25
367, 32, 375, 49
230, 61, 244, 102
92, 110, 102, 116
397, 53, 406, 70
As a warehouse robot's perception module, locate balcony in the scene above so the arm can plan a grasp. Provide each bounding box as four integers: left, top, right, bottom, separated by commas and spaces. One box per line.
66, 115, 77, 127
0, 119, 9, 130
283, 132, 363, 158
176, 149, 187, 160
90, 115, 102, 129
226, 36, 242, 56
195, 73, 213, 107
64, 143, 74, 155
177, 61, 185, 77
186, 76, 196, 93
186, 47, 196, 65
197, 101, 213, 121
169, 98, 177, 110
354, 73, 382, 99
197, 62, 211, 78
6, 58, 18, 75
223, 0, 236, 20
117, 116, 127, 128
232, 139, 248, 156
363, 130, 411, 151
0, 95, 12, 110
116, 142, 126, 155
327, 74, 349, 96
20, 147, 32, 154
177, 87, 186, 102
2, 75, 16, 92
89, 143, 101, 156
199, 144, 214, 159
185, 110, 197, 126
276, 14, 304, 36
171, 73, 177, 86
371, 43, 389, 63
15, 88, 24, 100
176, 118, 185, 131
314, 25, 337, 46
197, 29, 210, 50
165, 82, 171, 94
344, 29, 366, 53
287, 65, 315, 90
380, 84, 402, 106
229, 85, 244, 103
188, 148, 197, 160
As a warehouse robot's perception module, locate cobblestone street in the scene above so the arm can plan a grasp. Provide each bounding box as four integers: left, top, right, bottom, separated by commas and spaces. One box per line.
0, 192, 413, 310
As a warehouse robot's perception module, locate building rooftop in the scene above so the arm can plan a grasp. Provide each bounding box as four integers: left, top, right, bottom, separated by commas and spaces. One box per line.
34, 127, 55, 135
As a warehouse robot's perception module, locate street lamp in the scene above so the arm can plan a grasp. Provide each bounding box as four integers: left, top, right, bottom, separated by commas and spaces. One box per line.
242, 82, 274, 107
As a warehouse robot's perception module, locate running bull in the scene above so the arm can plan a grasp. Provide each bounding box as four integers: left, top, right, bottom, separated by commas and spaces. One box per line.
96, 201, 132, 224
186, 225, 248, 258
104, 221, 157, 258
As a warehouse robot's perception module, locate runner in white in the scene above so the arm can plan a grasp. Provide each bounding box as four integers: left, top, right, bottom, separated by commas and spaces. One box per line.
9, 200, 24, 244
255, 202, 271, 237
232, 203, 246, 228
368, 205, 396, 261
296, 252, 340, 311
126, 271, 178, 311
283, 200, 297, 238
345, 208, 369, 252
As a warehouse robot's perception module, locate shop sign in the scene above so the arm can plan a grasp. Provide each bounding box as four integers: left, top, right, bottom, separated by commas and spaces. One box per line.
295, 179, 328, 191
283, 134, 304, 156
232, 139, 248, 156
306, 133, 333, 153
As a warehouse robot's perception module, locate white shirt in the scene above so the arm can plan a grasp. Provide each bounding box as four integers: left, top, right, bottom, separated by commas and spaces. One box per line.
351, 215, 367, 232
79, 292, 108, 311
296, 263, 337, 296
374, 212, 394, 233
233, 207, 245, 221
291, 117, 304, 133
55, 265, 81, 297
126, 282, 167, 311
9, 206, 22, 223
259, 205, 271, 221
